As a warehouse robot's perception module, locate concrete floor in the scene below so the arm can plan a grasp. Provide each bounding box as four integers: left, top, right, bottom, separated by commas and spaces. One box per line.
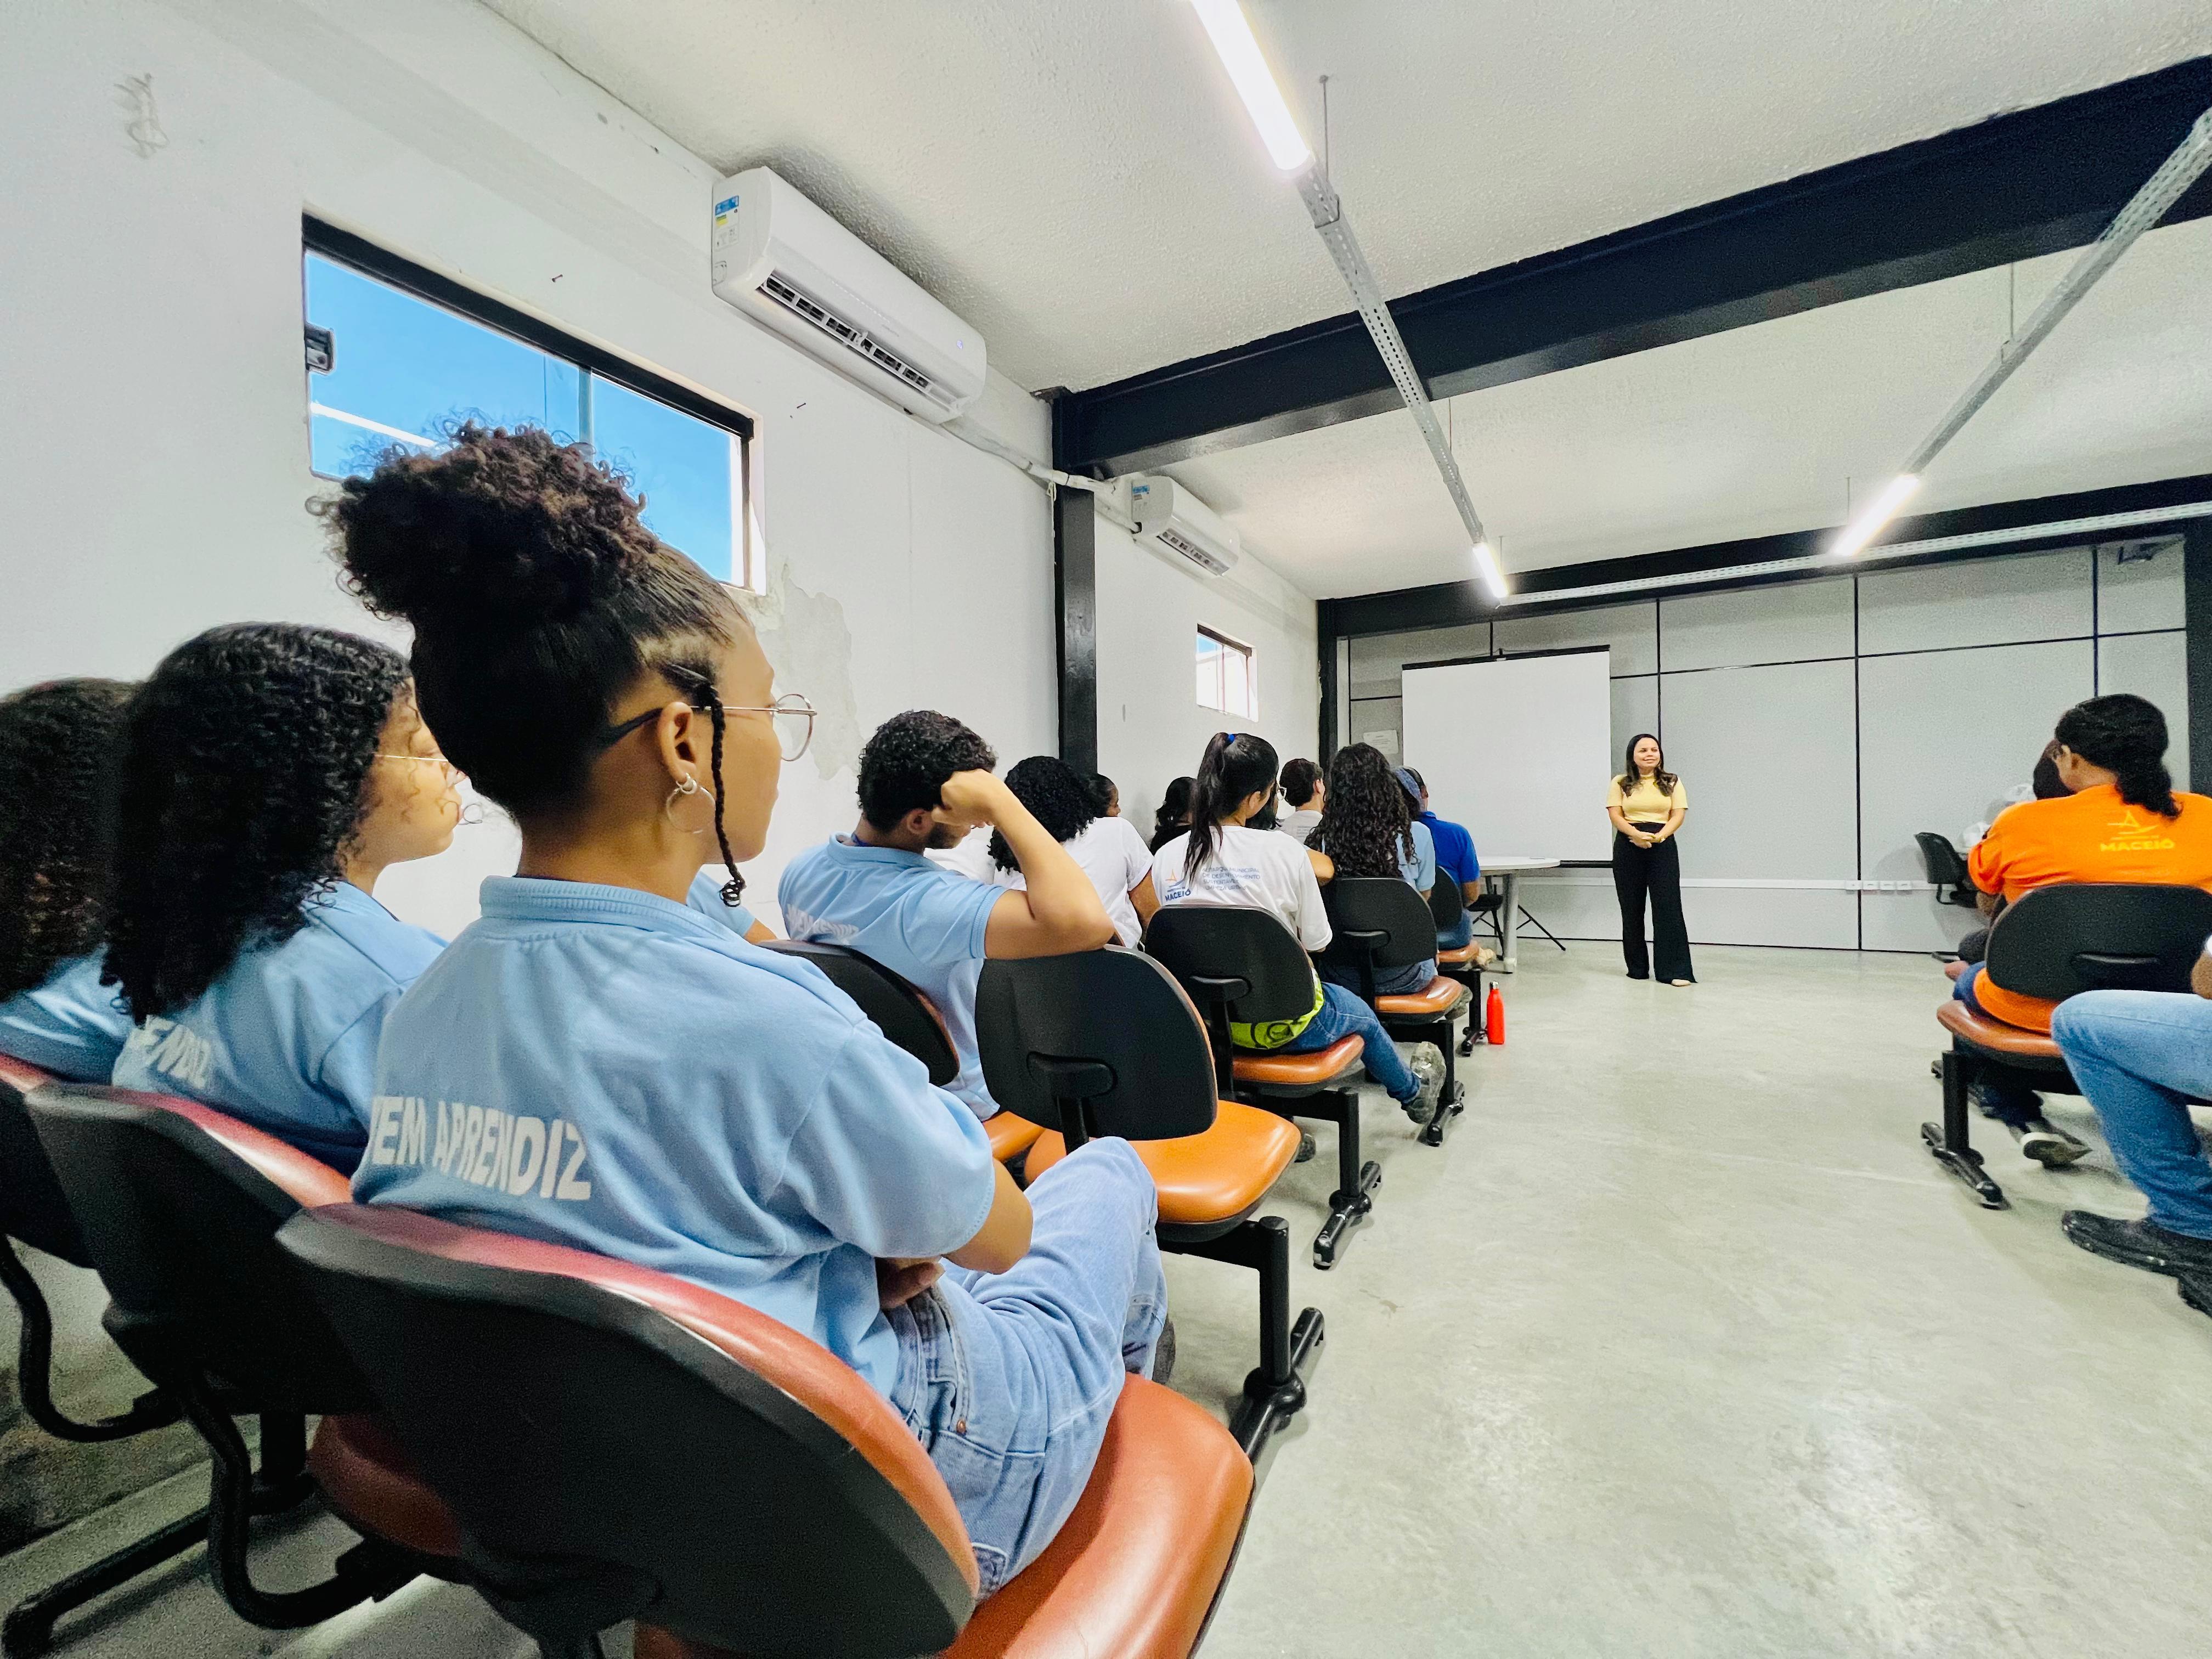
8, 944, 2212, 1656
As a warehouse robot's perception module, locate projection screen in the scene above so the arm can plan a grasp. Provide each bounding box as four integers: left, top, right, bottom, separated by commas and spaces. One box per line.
1400, 649, 1614, 861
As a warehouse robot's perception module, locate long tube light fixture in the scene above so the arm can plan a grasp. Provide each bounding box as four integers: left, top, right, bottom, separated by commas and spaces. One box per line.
1189, 0, 1509, 600
1833, 103, 2212, 560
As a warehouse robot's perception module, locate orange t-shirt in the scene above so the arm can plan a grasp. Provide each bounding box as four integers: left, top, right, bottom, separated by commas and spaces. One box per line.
1966, 782, 2212, 1030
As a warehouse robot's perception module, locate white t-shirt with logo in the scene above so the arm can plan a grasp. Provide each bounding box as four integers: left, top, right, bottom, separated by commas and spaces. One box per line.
990, 815, 1156, 946
1151, 826, 1332, 951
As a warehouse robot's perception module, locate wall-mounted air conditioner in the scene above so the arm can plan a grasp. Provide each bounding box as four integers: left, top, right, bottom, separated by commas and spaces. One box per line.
710, 166, 986, 424
1128, 476, 1240, 578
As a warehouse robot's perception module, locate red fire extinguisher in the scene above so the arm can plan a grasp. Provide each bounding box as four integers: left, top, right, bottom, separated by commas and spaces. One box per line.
1485, 983, 1505, 1046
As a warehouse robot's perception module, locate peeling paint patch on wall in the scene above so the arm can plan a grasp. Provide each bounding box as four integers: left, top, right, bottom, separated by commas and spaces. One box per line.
743, 562, 862, 781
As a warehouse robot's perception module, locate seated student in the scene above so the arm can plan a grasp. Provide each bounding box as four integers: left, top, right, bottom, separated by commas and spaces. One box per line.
1956, 740, 2072, 964
1149, 775, 1196, 853
780, 714, 1114, 1121
1401, 765, 1485, 954
1309, 743, 1439, 998
1277, 758, 1325, 844
104, 624, 456, 1171
2050, 960, 2212, 1277
1954, 694, 2212, 1165
988, 756, 1158, 947
0, 679, 138, 1080
323, 422, 1164, 1595
1091, 772, 1121, 818
1153, 732, 1443, 1119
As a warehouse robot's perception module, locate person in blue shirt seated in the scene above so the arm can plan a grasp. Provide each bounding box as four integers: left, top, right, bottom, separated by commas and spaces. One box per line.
780, 712, 1115, 1121
1309, 743, 1440, 1000
1399, 765, 1485, 955
0, 679, 138, 1081
104, 624, 457, 1171
321, 421, 1164, 1596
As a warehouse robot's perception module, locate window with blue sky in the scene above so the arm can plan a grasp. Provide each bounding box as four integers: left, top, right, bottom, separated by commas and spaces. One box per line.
1197, 625, 1256, 719
304, 250, 750, 586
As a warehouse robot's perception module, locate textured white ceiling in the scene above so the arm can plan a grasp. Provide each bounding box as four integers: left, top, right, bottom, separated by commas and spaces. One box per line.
1161, 215, 2212, 595
479, 0, 2212, 393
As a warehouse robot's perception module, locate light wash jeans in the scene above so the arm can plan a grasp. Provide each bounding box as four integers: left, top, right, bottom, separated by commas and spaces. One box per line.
1273, 979, 1421, 1102
887, 1136, 1166, 1593
2051, 990, 2212, 1241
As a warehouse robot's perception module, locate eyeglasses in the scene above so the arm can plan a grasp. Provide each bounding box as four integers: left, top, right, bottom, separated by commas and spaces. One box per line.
597, 692, 817, 764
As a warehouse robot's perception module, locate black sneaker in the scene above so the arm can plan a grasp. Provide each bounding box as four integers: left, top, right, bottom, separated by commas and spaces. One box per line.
2062, 1211, 2212, 1278
1971, 1081, 2041, 1121
2179, 1275, 2212, 1321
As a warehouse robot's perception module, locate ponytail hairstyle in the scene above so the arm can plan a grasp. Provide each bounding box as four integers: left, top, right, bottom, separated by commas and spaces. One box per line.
1310, 742, 1417, 878
1150, 775, 1196, 853
2054, 693, 2179, 817
1183, 732, 1280, 883
989, 755, 1100, 872
1620, 732, 1677, 797
104, 625, 408, 1019
315, 423, 749, 902
0, 679, 134, 1001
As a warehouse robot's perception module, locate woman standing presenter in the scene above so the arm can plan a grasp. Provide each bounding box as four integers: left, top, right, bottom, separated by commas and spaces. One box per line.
1609, 732, 1692, 985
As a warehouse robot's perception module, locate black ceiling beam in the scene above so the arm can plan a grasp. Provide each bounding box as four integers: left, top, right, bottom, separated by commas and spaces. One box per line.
1321, 472, 2212, 639
1056, 57, 2212, 478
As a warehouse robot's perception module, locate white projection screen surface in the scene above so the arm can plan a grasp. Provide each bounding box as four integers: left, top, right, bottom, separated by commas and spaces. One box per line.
1401, 650, 1614, 861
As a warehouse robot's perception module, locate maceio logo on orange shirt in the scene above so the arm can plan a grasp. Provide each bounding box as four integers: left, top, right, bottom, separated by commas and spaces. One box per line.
2101, 806, 2177, 853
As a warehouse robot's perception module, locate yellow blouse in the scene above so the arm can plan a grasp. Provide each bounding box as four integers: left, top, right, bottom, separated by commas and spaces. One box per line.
1609, 773, 1688, 821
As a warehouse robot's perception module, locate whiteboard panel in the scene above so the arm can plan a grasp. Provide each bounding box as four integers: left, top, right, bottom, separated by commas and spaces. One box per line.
1403, 650, 1613, 861
1659, 576, 1854, 672
2096, 540, 2183, 635
1857, 546, 2092, 654
1496, 601, 1658, 675
1855, 637, 2092, 951
2097, 629, 2188, 773
1661, 659, 1858, 883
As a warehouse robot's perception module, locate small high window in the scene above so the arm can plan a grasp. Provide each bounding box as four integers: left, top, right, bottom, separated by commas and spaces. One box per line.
1196, 626, 1257, 719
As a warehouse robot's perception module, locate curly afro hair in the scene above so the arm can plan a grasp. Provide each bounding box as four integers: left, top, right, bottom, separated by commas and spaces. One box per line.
0, 679, 134, 1001
102, 624, 408, 1020
856, 710, 995, 832
989, 755, 1101, 871
1311, 742, 1418, 881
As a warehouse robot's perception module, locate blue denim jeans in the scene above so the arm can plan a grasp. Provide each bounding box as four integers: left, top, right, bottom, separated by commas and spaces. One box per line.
887, 1136, 1166, 1594
2051, 991, 2212, 1240
1953, 963, 2046, 1126
1274, 979, 1421, 1102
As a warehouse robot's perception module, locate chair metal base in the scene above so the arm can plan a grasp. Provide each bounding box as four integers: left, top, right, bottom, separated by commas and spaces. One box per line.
1248, 1087, 1380, 1269
1419, 1079, 1466, 1149
1924, 1050, 2007, 1209
0, 1242, 180, 1443
1166, 1216, 1323, 1464
2, 1506, 208, 1658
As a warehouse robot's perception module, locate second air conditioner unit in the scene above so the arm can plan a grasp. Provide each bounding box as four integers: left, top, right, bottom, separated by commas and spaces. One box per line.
1128, 476, 1240, 577
710, 166, 986, 424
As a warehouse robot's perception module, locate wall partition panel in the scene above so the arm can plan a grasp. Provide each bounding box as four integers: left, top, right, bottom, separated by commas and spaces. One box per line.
1856, 638, 2095, 953
2096, 539, 2184, 634
1611, 675, 1658, 760
1857, 546, 2093, 654
1661, 658, 1860, 947
2099, 629, 2189, 758
1496, 601, 1658, 675
1659, 575, 1855, 672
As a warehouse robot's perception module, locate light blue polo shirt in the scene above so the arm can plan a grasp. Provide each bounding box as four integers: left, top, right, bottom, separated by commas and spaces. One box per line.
685, 867, 760, 937
352, 876, 995, 1398
778, 836, 1005, 1119
0, 954, 133, 1082
111, 882, 444, 1171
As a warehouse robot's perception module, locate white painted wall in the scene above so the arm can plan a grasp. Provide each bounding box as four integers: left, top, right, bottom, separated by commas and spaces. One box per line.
1, 0, 1059, 940
1094, 509, 1320, 838
0, 0, 1061, 1531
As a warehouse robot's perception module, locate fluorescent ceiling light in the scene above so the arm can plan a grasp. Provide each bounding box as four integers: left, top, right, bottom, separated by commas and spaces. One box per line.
1189, 0, 1312, 171
1829, 473, 1920, 560
1472, 540, 1507, 600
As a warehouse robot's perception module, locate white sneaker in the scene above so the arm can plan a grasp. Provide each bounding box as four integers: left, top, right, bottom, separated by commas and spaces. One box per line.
2015, 1120, 2091, 1167
1401, 1042, 1446, 1122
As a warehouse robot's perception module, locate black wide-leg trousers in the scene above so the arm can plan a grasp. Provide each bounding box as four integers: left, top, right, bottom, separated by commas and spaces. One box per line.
1613, 825, 1694, 982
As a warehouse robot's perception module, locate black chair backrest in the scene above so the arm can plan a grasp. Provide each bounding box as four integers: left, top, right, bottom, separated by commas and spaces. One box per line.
1142, 906, 1319, 1092
762, 940, 958, 1087
975, 948, 1219, 1146
1321, 878, 1438, 977
27, 1087, 372, 1412
0, 1056, 90, 1265
1915, 832, 1969, 890
1983, 883, 2212, 1000
276, 1203, 977, 1657
1427, 871, 1466, 934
